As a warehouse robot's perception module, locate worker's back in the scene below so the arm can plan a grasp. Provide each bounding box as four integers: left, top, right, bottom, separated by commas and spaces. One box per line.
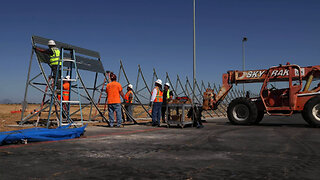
106, 81, 123, 104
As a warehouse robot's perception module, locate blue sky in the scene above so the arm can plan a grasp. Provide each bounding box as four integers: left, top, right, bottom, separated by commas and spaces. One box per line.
1, 0, 320, 103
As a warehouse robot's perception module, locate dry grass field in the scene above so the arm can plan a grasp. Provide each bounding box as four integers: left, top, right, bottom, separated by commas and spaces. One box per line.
0, 104, 27, 131
0, 104, 154, 132
0, 103, 218, 132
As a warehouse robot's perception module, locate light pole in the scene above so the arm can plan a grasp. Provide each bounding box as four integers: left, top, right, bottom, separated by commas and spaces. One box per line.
193, 0, 196, 105
242, 37, 247, 96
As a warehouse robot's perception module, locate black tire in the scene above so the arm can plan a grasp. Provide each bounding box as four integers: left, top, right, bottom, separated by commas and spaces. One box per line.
227, 97, 258, 125
253, 111, 264, 124
302, 97, 320, 127
301, 108, 312, 125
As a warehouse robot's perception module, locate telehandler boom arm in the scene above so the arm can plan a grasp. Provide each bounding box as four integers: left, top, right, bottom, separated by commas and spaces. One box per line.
203, 63, 320, 110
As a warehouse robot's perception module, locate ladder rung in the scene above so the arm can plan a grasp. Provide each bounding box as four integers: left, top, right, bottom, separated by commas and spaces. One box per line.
63, 79, 77, 82
63, 59, 75, 62
62, 100, 80, 104
61, 122, 83, 126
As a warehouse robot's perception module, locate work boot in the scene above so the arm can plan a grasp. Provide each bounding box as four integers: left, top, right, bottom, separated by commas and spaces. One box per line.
197, 125, 204, 129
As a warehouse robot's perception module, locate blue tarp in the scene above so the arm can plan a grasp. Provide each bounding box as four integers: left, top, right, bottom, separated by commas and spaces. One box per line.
0, 125, 87, 145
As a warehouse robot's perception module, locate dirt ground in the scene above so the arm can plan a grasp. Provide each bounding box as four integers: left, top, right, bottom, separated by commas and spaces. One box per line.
0, 104, 149, 131
0, 104, 26, 131
0, 104, 203, 132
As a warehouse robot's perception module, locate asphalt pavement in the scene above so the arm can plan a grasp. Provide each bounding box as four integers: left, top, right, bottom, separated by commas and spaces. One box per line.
1, 114, 320, 180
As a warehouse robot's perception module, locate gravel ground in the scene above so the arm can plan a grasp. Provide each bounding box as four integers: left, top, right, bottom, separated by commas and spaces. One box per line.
1, 114, 320, 180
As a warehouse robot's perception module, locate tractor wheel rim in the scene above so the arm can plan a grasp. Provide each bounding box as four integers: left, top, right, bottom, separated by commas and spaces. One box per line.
233, 104, 249, 121
312, 103, 320, 122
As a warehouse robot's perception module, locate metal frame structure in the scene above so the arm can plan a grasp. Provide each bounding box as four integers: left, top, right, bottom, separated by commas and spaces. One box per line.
20, 36, 109, 126
20, 35, 246, 127
89, 71, 111, 121
112, 60, 246, 122
118, 60, 152, 120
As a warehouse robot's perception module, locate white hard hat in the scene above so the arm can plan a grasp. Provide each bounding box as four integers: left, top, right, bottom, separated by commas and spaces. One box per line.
165, 82, 170, 88
65, 75, 70, 79
155, 79, 162, 86
128, 84, 133, 89
48, 40, 56, 46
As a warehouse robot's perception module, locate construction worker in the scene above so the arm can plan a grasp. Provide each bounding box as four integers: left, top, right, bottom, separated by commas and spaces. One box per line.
62, 76, 71, 101
106, 72, 125, 128
124, 84, 134, 122
35, 40, 61, 86
57, 76, 71, 101
56, 76, 71, 118
150, 79, 163, 126
161, 82, 173, 123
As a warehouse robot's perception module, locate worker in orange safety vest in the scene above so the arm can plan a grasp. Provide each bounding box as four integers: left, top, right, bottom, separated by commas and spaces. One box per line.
57, 76, 71, 118
57, 76, 70, 101
123, 84, 134, 122
150, 79, 163, 126
106, 72, 125, 128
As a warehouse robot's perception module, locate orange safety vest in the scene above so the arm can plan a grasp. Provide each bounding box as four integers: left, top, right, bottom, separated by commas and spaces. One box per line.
58, 81, 70, 101
153, 86, 163, 102
124, 90, 133, 103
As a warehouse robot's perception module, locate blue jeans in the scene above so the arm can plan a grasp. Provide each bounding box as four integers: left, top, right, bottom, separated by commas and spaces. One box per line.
108, 103, 122, 126
125, 104, 133, 121
152, 102, 162, 125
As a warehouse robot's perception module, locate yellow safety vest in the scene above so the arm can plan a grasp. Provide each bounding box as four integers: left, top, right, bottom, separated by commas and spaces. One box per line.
50, 47, 61, 66
166, 89, 171, 99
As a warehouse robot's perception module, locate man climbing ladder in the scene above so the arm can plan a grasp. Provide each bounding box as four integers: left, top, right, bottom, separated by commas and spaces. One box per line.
57, 76, 71, 101
35, 40, 61, 86
57, 76, 71, 118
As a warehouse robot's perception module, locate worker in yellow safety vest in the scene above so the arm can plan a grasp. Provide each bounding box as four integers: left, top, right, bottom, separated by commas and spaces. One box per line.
161, 82, 173, 123
124, 84, 134, 122
35, 40, 61, 87
150, 79, 163, 126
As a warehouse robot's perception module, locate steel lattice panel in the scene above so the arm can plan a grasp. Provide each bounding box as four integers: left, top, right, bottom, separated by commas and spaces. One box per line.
32, 35, 105, 74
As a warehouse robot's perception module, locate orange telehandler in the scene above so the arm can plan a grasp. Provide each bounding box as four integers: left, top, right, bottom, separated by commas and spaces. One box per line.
203, 63, 320, 127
